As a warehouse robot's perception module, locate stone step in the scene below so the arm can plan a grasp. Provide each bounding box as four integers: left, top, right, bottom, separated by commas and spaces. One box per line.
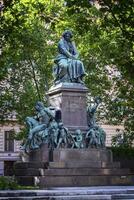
15, 167, 129, 177
16, 174, 134, 187
14, 162, 48, 169
14, 161, 120, 170
0, 195, 112, 200
39, 175, 134, 188
1, 186, 134, 196
1, 187, 134, 199
48, 161, 120, 169
14, 168, 43, 176
1, 187, 134, 197
2, 194, 134, 200
113, 194, 134, 199
16, 176, 36, 186
44, 168, 130, 176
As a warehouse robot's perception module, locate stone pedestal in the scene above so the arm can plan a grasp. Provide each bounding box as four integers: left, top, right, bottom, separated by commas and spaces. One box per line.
47, 83, 88, 132
28, 144, 50, 162
28, 144, 112, 163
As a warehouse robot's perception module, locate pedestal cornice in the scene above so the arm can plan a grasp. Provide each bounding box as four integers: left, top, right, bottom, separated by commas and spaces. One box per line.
48, 83, 88, 96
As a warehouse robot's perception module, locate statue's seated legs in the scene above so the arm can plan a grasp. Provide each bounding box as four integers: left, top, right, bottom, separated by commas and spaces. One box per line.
53, 58, 86, 84
53, 62, 70, 84
68, 60, 85, 84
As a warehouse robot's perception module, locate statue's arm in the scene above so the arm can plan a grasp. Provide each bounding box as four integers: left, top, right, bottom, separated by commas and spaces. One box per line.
44, 107, 55, 119
58, 40, 76, 59
29, 124, 46, 137
88, 103, 99, 114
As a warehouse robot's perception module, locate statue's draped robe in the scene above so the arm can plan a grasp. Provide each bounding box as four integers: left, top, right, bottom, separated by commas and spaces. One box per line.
54, 38, 86, 81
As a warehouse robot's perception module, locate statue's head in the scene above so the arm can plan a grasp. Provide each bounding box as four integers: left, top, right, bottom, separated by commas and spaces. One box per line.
95, 96, 102, 104
35, 101, 44, 112
62, 30, 73, 42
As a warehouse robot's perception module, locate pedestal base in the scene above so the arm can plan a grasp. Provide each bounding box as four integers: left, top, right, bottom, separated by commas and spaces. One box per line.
14, 148, 134, 187
48, 83, 88, 132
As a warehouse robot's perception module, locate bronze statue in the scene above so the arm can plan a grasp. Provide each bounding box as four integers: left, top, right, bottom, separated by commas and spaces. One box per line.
21, 102, 55, 153
53, 30, 86, 84
21, 101, 71, 153
86, 97, 106, 148
57, 122, 68, 148
87, 97, 101, 128
71, 129, 84, 149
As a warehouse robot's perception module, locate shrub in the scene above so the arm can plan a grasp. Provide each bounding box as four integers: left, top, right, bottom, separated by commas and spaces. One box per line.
111, 129, 134, 160
111, 146, 134, 159
0, 176, 19, 190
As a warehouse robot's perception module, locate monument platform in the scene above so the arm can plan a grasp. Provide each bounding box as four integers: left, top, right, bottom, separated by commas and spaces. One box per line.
14, 83, 134, 188
14, 148, 134, 187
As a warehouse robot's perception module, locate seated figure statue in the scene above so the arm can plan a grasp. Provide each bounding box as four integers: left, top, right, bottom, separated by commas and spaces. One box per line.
21, 101, 71, 153
53, 30, 86, 84
21, 101, 56, 153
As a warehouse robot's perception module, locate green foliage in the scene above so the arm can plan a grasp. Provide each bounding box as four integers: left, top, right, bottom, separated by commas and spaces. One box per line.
14, 127, 27, 141
111, 147, 134, 159
0, 176, 19, 190
0, 0, 134, 140
0, 176, 39, 190
0, 0, 64, 124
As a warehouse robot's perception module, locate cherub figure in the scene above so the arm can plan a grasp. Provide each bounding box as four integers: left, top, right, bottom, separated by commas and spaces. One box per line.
72, 129, 84, 149
57, 122, 68, 148
86, 126, 99, 148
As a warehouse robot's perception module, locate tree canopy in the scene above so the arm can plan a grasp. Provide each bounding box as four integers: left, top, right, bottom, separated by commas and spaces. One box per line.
0, 0, 134, 134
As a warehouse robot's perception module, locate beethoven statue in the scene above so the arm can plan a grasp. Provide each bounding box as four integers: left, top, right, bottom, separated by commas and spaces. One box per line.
53, 30, 86, 84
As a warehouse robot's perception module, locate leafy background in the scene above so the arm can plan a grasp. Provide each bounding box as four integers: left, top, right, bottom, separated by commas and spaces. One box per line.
0, 0, 134, 139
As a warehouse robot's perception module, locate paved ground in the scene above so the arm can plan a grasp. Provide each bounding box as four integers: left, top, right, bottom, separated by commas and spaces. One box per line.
1, 186, 134, 200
